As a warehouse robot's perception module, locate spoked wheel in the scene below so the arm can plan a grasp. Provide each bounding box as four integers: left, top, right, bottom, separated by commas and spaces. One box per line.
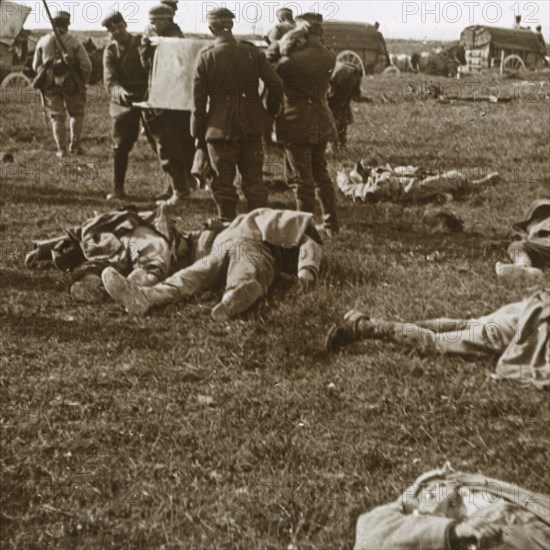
337, 50, 366, 76
501, 55, 526, 76
0, 72, 33, 92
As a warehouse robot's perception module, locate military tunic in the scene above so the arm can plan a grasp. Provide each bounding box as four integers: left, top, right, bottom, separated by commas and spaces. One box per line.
103, 34, 149, 152
192, 35, 283, 220
275, 36, 339, 232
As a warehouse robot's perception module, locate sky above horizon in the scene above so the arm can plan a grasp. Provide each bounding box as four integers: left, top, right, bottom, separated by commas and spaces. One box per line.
6, 0, 550, 41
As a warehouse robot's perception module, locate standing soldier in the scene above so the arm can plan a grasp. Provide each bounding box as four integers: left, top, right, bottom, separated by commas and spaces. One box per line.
328, 61, 363, 151
265, 7, 296, 62
139, 3, 195, 206
32, 10, 92, 158
102, 12, 149, 201
275, 13, 340, 237
192, 8, 283, 221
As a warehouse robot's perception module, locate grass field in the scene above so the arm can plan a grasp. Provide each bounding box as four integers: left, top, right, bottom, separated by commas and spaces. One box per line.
1, 71, 549, 548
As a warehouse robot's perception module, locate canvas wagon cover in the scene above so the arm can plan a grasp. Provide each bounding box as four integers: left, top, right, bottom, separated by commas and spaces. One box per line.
323, 21, 385, 54
461, 25, 541, 53
0, 0, 32, 46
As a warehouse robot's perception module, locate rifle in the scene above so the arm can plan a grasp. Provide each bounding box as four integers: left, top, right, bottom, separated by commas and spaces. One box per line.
40, 0, 85, 93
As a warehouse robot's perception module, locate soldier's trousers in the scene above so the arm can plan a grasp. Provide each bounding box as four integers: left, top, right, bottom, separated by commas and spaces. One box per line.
43, 80, 86, 151
207, 136, 267, 220
364, 301, 523, 357
329, 102, 353, 147
110, 105, 144, 193
283, 141, 339, 232
112, 105, 141, 151
144, 110, 195, 197
162, 237, 276, 315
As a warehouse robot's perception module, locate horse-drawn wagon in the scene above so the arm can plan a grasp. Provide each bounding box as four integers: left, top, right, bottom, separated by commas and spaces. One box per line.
0, 0, 34, 90
322, 21, 390, 76
460, 25, 547, 76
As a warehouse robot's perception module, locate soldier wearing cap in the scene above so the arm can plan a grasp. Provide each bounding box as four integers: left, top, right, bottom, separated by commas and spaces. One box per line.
161, 0, 179, 13
101, 12, 149, 201
275, 12, 340, 237
32, 10, 92, 158
191, 7, 283, 221
139, 3, 195, 206
265, 8, 296, 62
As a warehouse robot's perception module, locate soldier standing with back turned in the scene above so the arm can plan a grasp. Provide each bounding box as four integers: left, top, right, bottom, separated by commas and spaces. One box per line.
192, 8, 283, 221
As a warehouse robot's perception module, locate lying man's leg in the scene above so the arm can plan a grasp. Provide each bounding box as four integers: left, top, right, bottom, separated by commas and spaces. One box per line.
326, 302, 520, 356
102, 249, 225, 316
211, 239, 276, 321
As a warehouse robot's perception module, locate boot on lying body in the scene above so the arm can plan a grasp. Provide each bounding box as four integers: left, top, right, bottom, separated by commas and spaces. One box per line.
325, 310, 398, 352
102, 267, 180, 316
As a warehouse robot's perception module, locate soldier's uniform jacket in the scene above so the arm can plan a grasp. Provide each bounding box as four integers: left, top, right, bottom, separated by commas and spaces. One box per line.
191, 36, 283, 142
103, 34, 149, 109
33, 32, 92, 84
275, 36, 337, 145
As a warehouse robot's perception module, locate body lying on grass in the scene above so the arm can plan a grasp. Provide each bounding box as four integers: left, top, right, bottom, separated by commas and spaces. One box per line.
101, 208, 322, 321
337, 161, 499, 204
496, 199, 550, 285
326, 288, 549, 389
25, 205, 190, 303
354, 463, 550, 550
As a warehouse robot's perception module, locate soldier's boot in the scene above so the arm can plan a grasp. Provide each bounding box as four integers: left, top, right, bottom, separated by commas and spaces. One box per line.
211, 280, 264, 322
51, 114, 68, 158
127, 267, 161, 287
325, 310, 398, 352
69, 116, 85, 155
107, 148, 129, 200
157, 164, 191, 206
102, 267, 180, 317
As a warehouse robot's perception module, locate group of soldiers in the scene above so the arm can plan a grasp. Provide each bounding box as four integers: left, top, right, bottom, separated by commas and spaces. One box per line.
32, 2, 364, 237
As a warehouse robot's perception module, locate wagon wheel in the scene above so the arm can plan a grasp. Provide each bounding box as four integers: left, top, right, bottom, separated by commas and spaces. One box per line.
382, 65, 401, 76
337, 50, 365, 77
0, 72, 33, 92
501, 55, 526, 76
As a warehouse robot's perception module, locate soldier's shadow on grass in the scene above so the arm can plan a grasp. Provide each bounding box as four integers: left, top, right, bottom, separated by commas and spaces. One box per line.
2, 311, 164, 349
0, 268, 62, 292
2, 183, 106, 208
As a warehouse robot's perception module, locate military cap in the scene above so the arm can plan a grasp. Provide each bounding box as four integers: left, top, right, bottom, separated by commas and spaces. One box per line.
148, 4, 175, 18
207, 7, 235, 25
277, 7, 293, 16
52, 10, 71, 25
295, 12, 323, 24
513, 199, 550, 232
101, 11, 125, 28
